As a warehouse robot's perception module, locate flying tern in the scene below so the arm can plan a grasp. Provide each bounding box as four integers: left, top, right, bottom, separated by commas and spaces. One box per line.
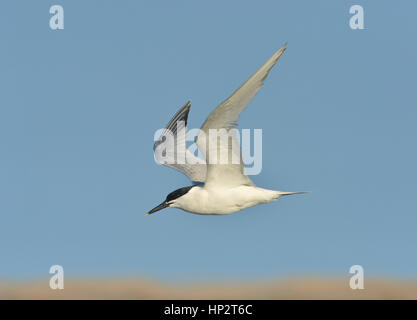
147, 43, 307, 216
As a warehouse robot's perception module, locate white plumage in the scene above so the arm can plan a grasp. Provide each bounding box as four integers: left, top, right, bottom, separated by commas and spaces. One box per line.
148, 43, 307, 216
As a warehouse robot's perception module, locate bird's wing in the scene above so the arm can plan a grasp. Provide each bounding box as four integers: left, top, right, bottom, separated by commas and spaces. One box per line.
196, 44, 287, 188
154, 101, 207, 182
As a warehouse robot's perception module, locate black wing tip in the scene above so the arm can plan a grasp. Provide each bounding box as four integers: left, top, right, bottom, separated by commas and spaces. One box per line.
171, 100, 192, 124
179, 100, 191, 113
277, 42, 288, 55
153, 100, 192, 151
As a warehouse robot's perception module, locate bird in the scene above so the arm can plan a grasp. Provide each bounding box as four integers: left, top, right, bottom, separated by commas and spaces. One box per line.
147, 43, 308, 216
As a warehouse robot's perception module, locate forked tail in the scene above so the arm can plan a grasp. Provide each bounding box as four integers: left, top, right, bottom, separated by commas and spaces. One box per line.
277, 191, 310, 196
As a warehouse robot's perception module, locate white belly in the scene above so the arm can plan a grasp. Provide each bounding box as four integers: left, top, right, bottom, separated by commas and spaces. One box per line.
173, 185, 280, 215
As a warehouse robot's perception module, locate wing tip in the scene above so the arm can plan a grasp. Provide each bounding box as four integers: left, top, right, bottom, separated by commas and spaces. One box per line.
277, 42, 288, 55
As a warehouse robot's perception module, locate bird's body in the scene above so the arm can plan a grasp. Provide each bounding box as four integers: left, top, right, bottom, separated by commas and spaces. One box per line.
147, 43, 308, 216
171, 185, 283, 215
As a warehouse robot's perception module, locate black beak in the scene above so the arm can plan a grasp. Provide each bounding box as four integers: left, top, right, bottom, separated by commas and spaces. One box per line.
145, 201, 169, 216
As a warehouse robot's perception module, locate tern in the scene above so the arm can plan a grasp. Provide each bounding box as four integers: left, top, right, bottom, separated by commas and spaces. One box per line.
147, 43, 307, 216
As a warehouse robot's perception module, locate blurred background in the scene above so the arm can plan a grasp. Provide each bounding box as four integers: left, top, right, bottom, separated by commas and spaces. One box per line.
0, 0, 416, 299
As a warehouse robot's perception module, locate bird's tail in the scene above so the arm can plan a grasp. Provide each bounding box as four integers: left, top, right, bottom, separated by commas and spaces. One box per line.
277, 191, 310, 196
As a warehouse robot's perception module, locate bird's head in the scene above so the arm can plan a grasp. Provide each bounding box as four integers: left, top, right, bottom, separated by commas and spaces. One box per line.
145, 186, 195, 216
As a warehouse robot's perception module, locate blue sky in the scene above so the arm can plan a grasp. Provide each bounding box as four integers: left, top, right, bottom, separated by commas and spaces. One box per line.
1, 0, 416, 281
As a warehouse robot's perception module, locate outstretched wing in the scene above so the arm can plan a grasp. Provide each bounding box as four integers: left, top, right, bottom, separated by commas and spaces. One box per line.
196, 44, 287, 188
154, 101, 207, 182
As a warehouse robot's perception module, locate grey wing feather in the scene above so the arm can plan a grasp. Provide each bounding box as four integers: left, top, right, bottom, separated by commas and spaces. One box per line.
154, 101, 207, 182
200, 44, 287, 133
196, 44, 287, 187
